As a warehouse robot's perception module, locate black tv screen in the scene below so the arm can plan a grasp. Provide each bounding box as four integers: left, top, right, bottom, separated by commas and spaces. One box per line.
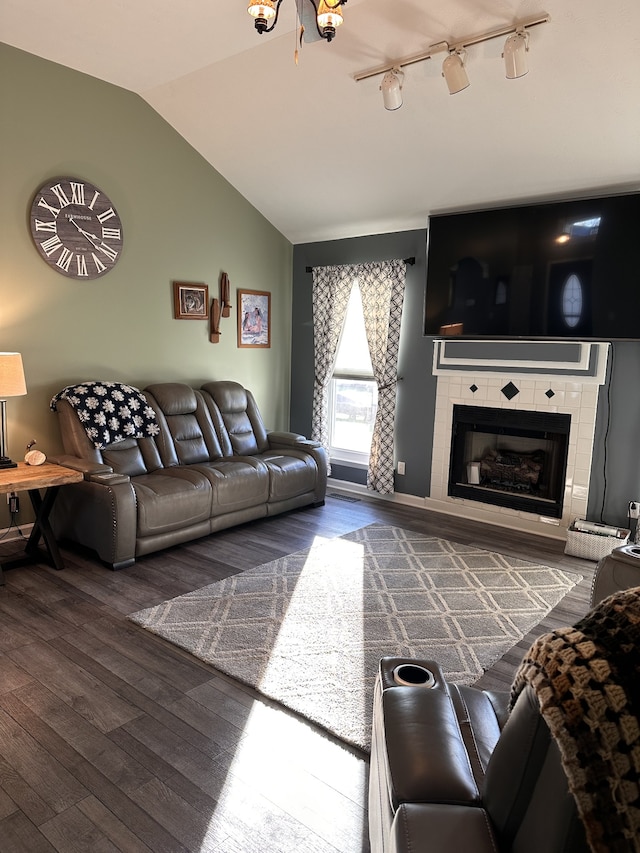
424, 192, 640, 339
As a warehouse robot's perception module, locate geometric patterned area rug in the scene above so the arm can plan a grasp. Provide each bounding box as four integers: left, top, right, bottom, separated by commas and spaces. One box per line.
128, 523, 582, 752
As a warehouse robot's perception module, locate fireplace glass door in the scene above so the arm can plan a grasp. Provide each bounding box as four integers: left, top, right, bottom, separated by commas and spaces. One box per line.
448, 405, 571, 518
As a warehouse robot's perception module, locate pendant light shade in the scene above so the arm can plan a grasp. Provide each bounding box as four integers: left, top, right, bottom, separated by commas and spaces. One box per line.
247, 1, 277, 34
316, 0, 344, 41
248, 0, 346, 41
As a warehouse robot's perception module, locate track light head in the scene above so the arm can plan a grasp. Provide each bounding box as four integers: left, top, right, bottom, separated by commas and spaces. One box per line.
381, 68, 404, 111
442, 50, 469, 95
503, 28, 529, 78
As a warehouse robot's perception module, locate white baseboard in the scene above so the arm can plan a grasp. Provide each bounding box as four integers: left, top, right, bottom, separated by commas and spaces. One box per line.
326, 480, 427, 509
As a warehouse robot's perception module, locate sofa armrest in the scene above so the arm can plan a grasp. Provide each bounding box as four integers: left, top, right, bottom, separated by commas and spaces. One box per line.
48, 454, 115, 477
50, 475, 137, 569
266, 432, 328, 505
267, 430, 312, 447
380, 687, 480, 806
86, 471, 131, 486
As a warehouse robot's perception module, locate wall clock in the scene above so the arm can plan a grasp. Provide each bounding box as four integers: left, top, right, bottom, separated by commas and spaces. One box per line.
29, 177, 124, 280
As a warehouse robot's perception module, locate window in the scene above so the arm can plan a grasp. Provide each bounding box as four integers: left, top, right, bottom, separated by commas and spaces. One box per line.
329, 281, 377, 465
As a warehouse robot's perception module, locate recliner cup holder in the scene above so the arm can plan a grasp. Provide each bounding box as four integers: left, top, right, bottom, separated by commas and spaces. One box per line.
392, 663, 436, 688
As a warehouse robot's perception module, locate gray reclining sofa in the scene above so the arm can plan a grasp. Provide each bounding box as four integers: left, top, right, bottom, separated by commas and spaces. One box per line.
50, 380, 328, 569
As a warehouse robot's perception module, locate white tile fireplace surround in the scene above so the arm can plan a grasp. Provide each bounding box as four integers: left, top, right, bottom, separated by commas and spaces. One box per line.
427, 340, 610, 539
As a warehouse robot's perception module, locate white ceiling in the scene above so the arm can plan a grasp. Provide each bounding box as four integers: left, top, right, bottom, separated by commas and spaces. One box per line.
4, 0, 640, 244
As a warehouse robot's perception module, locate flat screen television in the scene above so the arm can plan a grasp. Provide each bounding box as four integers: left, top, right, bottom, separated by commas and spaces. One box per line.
424, 191, 640, 339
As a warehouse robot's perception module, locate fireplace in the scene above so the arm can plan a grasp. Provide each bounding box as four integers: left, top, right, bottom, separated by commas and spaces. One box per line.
448, 405, 571, 518
428, 340, 609, 537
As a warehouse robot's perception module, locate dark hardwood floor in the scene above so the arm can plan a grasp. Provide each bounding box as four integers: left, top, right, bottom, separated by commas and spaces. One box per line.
0, 495, 595, 852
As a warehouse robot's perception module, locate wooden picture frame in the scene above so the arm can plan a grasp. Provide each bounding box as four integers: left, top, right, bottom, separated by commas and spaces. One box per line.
173, 281, 209, 320
237, 289, 271, 348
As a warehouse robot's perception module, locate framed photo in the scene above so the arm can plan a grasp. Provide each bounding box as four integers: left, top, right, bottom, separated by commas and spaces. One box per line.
237, 289, 271, 348
173, 281, 208, 320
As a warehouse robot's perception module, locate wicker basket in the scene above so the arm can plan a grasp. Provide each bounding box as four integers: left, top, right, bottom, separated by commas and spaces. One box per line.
564, 519, 630, 561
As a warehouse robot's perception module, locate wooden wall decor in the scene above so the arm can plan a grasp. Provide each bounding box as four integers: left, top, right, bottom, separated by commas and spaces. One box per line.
221, 272, 232, 318
209, 271, 233, 344
210, 298, 221, 343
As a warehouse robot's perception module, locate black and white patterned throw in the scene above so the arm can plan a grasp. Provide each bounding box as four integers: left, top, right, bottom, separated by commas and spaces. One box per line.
51, 381, 160, 449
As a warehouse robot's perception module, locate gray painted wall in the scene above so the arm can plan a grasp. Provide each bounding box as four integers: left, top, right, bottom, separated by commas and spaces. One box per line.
1, 44, 292, 527
292, 234, 640, 530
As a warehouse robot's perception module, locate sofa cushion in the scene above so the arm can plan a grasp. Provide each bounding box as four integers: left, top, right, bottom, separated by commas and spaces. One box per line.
145, 384, 224, 464
102, 438, 150, 477
194, 458, 270, 512
201, 380, 269, 456
258, 450, 319, 501
448, 684, 508, 782
132, 469, 212, 536
390, 804, 498, 853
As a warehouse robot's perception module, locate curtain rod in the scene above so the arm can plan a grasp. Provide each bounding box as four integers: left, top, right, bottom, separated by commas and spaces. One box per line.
305, 257, 415, 273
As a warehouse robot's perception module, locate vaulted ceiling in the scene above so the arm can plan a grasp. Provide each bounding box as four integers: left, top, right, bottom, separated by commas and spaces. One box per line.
4, 0, 640, 243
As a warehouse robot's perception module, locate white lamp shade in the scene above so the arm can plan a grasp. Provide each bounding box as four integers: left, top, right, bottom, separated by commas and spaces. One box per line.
442, 52, 469, 95
503, 31, 528, 78
0, 353, 27, 398
381, 69, 403, 111
247, 1, 276, 20
316, 0, 344, 29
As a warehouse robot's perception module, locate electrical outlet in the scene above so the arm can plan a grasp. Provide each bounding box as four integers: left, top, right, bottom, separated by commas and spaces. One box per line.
397, 461, 406, 475
8, 493, 19, 514
629, 501, 640, 519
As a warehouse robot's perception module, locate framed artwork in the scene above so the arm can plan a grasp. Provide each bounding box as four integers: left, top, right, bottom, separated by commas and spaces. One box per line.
173, 281, 209, 320
237, 289, 271, 348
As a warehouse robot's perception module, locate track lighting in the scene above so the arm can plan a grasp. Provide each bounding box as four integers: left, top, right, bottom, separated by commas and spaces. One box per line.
503, 29, 529, 78
353, 12, 549, 105
247, 0, 346, 42
381, 68, 403, 110
442, 50, 469, 95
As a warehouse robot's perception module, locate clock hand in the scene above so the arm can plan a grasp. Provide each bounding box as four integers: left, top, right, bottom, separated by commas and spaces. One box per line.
69, 216, 100, 248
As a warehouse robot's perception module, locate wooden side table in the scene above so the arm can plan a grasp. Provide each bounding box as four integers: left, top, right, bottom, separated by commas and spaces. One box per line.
0, 462, 83, 581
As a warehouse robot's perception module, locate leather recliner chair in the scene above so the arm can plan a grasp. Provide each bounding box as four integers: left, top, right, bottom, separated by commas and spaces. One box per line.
369, 657, 588, 853
591, 542, 640, 605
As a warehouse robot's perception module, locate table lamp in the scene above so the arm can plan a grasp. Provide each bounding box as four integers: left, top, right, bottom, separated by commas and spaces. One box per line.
0, 353, 27, 469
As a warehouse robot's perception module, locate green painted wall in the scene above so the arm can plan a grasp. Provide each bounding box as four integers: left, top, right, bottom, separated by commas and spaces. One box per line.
0, 44, 292, 526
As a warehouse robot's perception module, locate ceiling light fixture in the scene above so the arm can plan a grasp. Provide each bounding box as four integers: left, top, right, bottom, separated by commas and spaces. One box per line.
381, 68, 404, 111
442, 49, 469, 95
503, 28, 529, 78
247, 0, 347, 42
353, 12, 549, 97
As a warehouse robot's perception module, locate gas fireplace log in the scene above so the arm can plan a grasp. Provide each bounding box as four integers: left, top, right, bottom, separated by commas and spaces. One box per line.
479, 449, 544, 487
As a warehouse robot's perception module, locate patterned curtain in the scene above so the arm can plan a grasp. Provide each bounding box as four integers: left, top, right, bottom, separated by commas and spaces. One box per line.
359, 260, 406, 494
311, 265, 354, 460
311, 260, 406, 493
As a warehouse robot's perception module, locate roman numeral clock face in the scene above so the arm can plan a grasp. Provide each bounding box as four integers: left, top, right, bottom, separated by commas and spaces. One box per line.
30, 177, 124, 280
